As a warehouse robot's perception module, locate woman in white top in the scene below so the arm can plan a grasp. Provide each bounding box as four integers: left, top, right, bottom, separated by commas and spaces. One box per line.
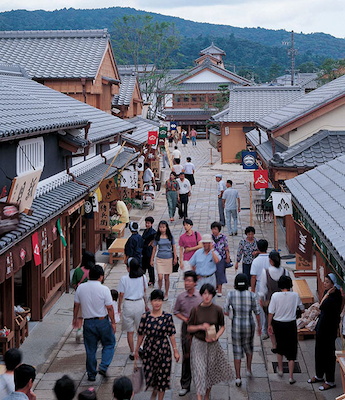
172, 158, 184, 175
268, 275, 304, 384
117, 258, 148, 360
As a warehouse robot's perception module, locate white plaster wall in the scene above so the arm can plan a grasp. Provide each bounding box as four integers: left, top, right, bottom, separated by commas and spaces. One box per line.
184, 70, 230, 83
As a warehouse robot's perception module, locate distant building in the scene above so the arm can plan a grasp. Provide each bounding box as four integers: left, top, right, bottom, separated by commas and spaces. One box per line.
271, 72, 318, 92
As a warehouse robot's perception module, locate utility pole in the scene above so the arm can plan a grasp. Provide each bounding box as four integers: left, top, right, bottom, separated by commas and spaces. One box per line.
288, 31, 298, 85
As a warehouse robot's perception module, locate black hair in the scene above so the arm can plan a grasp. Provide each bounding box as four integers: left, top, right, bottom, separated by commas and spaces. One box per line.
211, 221, 222, 232
145, 216, 154, 224
234, 273, 249, 291
78, 388, 97, 400
150, 289, 164, 301
144, 162, 149, 168
111, 289, 119, 302
186, 157, 191, 162
128, 257, 144, 278
175, 158, 181, 164
183, 218, 193, 226
14, 364, 36, 391
199, 283, 216, 297
184, 270, 197, 283
53, 375, 76, 400
226, 179, 233, 186
257, 239, 268, 252
244, 226, 255, 235
81, 251, 96, 270
170, 171, 177, 178
129, 221, 139, 232
278, 275, 292, 290
4, 348, 22, 371
154, 220, 174, 243
112, 376, 133, 400
174, 146, 178, 149
269, 250, 281, 268
89, 264, 104, 280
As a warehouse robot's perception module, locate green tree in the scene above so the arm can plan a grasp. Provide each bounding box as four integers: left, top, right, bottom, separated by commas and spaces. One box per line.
213, 84, 230, 111
111, 15, 181, 118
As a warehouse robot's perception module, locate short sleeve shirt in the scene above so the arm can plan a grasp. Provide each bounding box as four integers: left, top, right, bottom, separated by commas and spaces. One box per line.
222, 187, 239, 210
189, 248, 219, 276
179, 231, 202, 261
177, 178, 191, 194
153, 237, 175, 259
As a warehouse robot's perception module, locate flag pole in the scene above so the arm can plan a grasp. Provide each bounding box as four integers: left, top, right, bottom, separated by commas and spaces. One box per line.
249, 182, 253, 226
273, 214, 278, 249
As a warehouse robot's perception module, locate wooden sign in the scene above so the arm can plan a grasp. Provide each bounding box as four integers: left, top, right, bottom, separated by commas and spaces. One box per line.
295, 223, 313, 262
98, 202, 109, 230
296, 253, 312, 270
100, 178, 120, 202
8, 169, 42, 213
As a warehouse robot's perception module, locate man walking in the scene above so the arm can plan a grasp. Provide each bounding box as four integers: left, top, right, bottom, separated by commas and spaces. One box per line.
172, 146, 181, 164
174, 271, 202, 396
215, 174, 226, 227
222, 179, 240, 235
183, 157, 195, 187
190, 128, 197, 146
73, 265, 116, 381
189, 234, 220, 289
142, 216, 156, 286
124, 221, 144, 266
179, 219, 202, 271
177, 172, 191, 219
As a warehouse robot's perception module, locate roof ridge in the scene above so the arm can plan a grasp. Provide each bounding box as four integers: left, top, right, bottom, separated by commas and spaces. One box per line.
0, 29, 109, 39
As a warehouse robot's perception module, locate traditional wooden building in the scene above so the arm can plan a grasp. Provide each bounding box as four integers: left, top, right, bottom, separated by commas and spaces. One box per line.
0, 29, 120, 113
246, 74, 345, 182
0, 66, 138, 351
162, 44, 252, 137
211, 86, 303, 163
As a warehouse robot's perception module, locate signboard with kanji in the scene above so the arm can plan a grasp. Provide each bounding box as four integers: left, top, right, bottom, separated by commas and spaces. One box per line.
8, 169, 42, 213
121, 171, 138, 189
98, 202, 109, 230
295, 223, 313, 262
296, 254, 312, 270
100, 178, 120, 202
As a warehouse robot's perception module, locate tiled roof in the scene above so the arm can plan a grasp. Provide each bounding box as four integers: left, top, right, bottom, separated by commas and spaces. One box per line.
257, 74, 345, 132
274, 73, 318, 89
169, 82, 235, 93
0, 73, 89, 139
285, 155, 345, 263
163, 108, 217, 116
270, 130, 345, 168
0, 29, 110, 79
123, 117, 161, 146
200, 43, 226, 56
246, 129, 285, 163
212, 86, 303, 122
1, 74, 135, 143
0, 147, 138, 254
113, 69, 137, 106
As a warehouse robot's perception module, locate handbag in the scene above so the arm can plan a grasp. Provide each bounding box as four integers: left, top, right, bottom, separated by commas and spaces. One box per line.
225, 260, 233, 268
173, 256, 179, 273
131, 361, 145, 394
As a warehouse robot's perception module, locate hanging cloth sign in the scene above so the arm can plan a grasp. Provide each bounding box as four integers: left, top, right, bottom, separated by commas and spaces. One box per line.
271, 192, 292, 217
253, 170, 269, 189
32, 232, 41, 266
147, 131, 158, 145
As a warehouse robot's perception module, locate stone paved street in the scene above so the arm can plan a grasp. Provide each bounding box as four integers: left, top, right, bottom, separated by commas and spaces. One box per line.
18, 139, 342, 399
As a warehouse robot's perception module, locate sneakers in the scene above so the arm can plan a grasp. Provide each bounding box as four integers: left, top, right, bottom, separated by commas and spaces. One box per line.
216, 293, 222, 297
246, 370, 253, 378
235, 378, 242, 387
261, 333, 269, 340
277, 370, 283, 377
129, 353, 135, 361
98, 369, 108, 379
178, 388, 190, 396
289, 378, 296, 385
87, 375, 96, 382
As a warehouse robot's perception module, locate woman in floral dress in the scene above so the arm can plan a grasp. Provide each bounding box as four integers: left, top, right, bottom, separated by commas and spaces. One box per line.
235, 226, 258, 285
211, 221, 231, 297
135, 289, 180, 400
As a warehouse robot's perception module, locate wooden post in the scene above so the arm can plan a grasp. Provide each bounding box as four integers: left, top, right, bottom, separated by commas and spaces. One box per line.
273, 214, 278, 250
210, 148, 213, 165
249, 182, 253, 226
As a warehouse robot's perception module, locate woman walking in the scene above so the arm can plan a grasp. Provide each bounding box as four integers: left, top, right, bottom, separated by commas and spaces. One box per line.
150, 221, 177, 301
235, 226, 258, 285
187, 283, 231, 400
135, 289, 180, 400
165, 171, 179, 222
268, 275, 304, 384
117, 258, 148, 360
308, 273, 342, 391
224, 274, 261, 387
211, 221, 231, 297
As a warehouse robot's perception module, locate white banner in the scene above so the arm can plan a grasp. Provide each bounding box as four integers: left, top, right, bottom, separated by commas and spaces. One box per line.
120, 170, 138, 189
271, 192, 292, 216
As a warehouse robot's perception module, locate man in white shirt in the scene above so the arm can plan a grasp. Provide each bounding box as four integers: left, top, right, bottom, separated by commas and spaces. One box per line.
222, 179, 240, 235
177, 172, 191, 219
143, 163, 154, 184
250, 239, 270, 338
215, 174, 226, 226
172, 146, 181, 163
73, 265, 116, 381
183, 157, 195, 187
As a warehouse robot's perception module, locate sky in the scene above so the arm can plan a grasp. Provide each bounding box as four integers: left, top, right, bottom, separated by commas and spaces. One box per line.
1, 0, 345, 39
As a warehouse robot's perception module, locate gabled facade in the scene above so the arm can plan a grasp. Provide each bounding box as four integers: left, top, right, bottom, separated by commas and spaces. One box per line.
0, 29, 120, 112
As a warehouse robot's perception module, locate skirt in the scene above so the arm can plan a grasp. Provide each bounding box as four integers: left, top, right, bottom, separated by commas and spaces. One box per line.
190, 337, 231, 395
215, 258, 227, 285
185, 174, 195, 186
156, 257, 173, 275
272, 319, 298, 360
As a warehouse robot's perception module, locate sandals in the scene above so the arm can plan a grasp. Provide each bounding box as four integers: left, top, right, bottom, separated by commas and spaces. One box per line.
319, 383, 336, 391
307, 376, 324, 384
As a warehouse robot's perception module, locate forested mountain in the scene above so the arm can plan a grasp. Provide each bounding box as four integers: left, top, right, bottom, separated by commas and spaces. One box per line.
1, 7, 344, 82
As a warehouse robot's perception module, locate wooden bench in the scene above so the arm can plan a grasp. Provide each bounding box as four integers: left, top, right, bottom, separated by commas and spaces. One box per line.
293, 279, 314, 305
108, 238, 128, 264
110, 222, 126, 238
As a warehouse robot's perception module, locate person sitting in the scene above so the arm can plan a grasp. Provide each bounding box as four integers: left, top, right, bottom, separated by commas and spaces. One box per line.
0, 348, 22, 398
112, 376, 133, 400
53, 375, 76, 400
3, 364, 36, 400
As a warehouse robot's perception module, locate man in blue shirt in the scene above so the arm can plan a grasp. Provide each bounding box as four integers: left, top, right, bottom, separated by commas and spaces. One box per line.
189, 234, 220, 289
124, 222, 144, 266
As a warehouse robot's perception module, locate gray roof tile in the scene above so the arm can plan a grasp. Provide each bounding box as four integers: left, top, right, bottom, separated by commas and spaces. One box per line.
0, 30, 110, 79
285, 155, 345, 262
123, 117, 161, 146
113, 69, 138, 106
200, 43, 226, 56
169, 82, 235, 93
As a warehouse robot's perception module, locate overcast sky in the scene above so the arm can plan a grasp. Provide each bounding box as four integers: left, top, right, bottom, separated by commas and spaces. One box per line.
1, 0, 345, 39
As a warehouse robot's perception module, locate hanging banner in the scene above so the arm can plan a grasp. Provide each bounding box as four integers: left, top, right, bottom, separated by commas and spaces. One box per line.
253, 170, 269, 189
295, 223, 313, 262
56, 219, 67, 247
32, 232, 41, 266
159, 126, 168, 138
121, 170, 138, 189
241, 151, 258, 170
147, 131, 158, 145
170, 122, 177, 131
271, 192, 292, 217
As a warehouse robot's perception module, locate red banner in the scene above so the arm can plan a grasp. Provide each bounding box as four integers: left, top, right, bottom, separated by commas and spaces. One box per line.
253, 170, 269, 189
147, 131, 158, 145
32, 232, 41, 266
